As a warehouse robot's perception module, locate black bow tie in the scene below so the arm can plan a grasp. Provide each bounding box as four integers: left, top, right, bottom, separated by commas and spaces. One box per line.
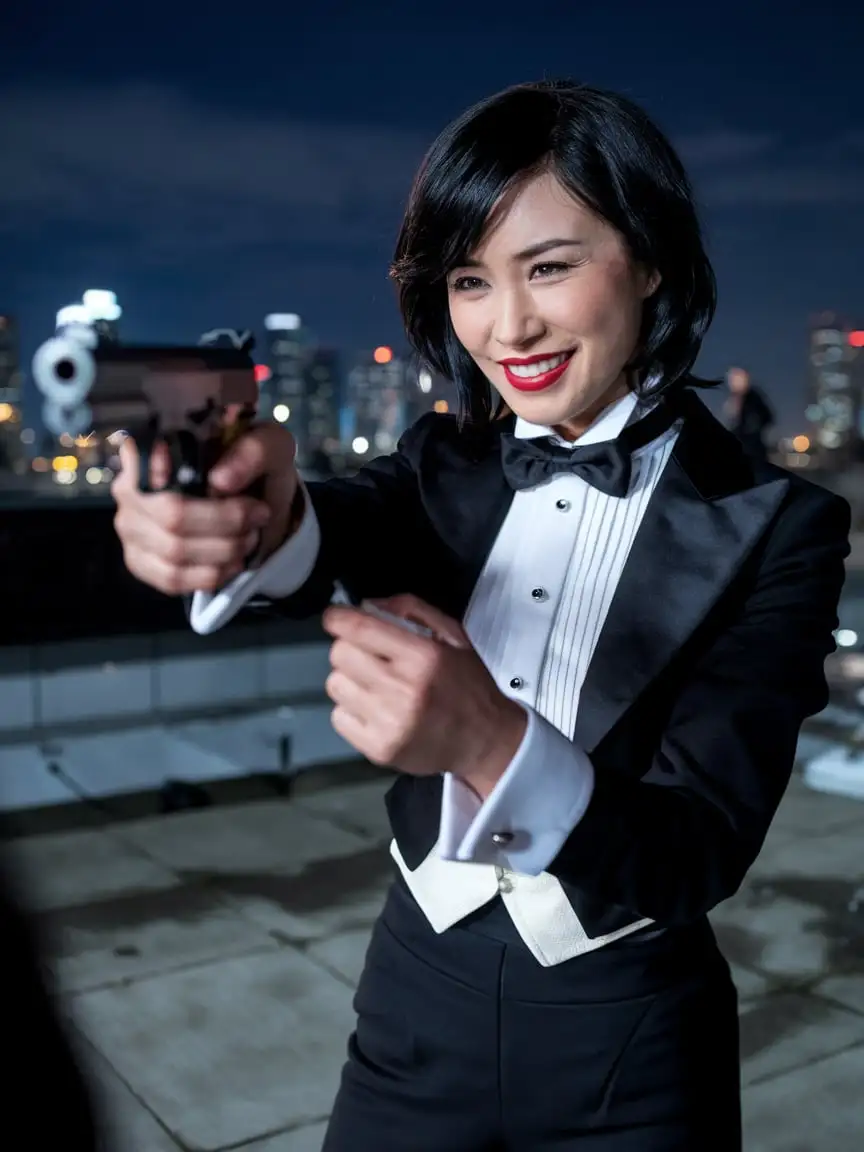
500, 399, 678, 498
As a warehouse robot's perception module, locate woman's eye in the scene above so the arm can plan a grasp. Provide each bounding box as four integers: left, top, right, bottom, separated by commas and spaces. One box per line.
531, 262, 571, 278
450, 275, 485, 292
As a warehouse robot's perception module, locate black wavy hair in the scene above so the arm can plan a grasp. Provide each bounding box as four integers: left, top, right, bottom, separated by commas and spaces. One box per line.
391, 80, 718, 425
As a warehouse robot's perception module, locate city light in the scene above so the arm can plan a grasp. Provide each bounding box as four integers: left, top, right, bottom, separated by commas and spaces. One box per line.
850, 331, 864, 348
418, 370, 432, 393
791, 434, 810, 453
836, 629, 859, 648
0, 402, 13, 422
31, 457, 49, 472
352, 436, 370, 454
273, 404, 291, 423
264, 313, 301, 331
52, 455, 78, 472
85, 467, 103, 485
433, 400, 449, 414
373, 346, 393, 364
20, 429, 35, 445
254, 364, 272, 384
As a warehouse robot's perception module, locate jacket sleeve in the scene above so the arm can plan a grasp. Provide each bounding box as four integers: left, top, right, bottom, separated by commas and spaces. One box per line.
524, 487, 849, 924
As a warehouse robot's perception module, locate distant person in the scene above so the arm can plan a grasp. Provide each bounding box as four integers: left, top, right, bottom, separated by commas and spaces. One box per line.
726, 366, 774, 463
114, 80, 850, 1151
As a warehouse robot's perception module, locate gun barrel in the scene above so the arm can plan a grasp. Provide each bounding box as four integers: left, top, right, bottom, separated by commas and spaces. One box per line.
32, 338, 258, 438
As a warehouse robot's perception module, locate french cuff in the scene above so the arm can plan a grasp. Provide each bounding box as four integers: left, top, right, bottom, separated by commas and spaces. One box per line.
438, 706, 595, 876
189, 484, 321, 635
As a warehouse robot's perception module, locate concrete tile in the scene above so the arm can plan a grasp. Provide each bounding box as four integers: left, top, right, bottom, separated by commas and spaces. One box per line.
750, 820, 864, 880
236, 1121, 328, 1151
713, 824, 864, 985
712, 895, 833, 983
307, 927, 373, 987
740, 991, 864, 1086
5, 828, 178, 912
296, 778, 393, 844
57, 726, 242, 795
40, 660, 154, 725
0, 744, 79, 812
818, 974, 864, 1016
0, 668, 36, 731
74, 1033, 182, 1151
261, 643, 331, 699
770, 771, 864, 838
742, 1044, 864, 1151
176, 703, 355, 774
158, 649, 264, 710
73, 949, 353, 1152
231, 854, 391, 945
120, 799, 393, 943
47, 884, 279, 994
122, 800, 370, 875
729, 962, 772, 1001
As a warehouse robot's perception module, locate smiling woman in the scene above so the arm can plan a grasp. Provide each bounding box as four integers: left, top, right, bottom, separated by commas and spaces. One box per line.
114, 77, 851, 1152
391, 79, 716, 435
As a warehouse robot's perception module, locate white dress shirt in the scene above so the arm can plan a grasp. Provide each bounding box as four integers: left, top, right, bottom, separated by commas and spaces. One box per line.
190, 392, 680, 965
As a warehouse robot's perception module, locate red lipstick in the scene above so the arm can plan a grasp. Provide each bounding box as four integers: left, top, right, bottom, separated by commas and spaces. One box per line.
498, 350, 574, 393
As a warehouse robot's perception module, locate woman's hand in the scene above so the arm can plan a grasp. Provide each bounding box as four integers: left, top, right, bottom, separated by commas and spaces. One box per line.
322, 594, 527, 798
112, 424, 299, 595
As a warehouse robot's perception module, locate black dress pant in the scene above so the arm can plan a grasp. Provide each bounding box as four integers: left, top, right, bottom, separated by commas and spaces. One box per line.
323, 875, 741, 1151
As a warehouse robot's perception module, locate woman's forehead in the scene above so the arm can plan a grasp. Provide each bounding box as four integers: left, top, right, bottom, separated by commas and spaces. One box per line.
466, 173, 604, 262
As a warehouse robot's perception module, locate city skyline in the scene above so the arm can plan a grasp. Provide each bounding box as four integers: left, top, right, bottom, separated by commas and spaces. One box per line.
1, 1, 862, 437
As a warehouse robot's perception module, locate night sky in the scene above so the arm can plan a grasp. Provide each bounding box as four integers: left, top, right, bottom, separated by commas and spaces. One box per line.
2, 0, 862, 434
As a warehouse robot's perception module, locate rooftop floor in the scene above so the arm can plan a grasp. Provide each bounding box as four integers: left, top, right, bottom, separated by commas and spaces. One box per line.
4, 718, 864, 1151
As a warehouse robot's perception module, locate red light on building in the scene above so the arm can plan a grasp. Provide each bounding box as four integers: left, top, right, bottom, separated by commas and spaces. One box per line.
849, 331, 864, 348
373, 346, 393, 364
254, 364, 272, 383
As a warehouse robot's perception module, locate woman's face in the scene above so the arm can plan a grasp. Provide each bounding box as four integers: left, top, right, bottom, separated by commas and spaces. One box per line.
447, 171, 658, 439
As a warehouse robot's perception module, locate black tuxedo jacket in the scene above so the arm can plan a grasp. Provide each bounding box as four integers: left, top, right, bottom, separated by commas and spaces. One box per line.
261, 391, 850, 937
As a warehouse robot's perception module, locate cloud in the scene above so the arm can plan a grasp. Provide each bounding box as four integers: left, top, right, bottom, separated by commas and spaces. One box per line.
0, 81, 862, 273
679, 127, 864, 207
0, 82, 426, 264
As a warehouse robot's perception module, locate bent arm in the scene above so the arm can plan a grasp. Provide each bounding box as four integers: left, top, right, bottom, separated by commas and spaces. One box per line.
451, 488, 850, 924
189, 415, 439, 632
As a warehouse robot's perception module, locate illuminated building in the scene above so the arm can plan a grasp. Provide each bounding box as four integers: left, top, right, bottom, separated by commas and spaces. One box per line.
805, 313, 862, 469
263, 312, 310, 461
303, 347, 342, 455
345, 347, 411, 457
0, 313, 25, 475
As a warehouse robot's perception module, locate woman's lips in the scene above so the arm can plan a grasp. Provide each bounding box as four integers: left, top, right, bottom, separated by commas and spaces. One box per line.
500, 350, 575, 392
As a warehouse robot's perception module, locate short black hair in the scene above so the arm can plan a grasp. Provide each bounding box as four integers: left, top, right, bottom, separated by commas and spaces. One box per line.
391, 80, 718, 425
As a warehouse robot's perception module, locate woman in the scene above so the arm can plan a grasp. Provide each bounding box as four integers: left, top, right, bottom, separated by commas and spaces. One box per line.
114, 80, 850, 1150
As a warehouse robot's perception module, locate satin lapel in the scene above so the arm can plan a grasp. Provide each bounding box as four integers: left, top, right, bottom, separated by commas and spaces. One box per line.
572, 394, 790, 753
418, 415, 516, 618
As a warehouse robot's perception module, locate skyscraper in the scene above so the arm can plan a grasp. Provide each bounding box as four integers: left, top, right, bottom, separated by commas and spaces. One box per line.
263, 313, 309, 461
304, 347, 341, 455
0, 314, 24, 476
806, 313, 861, 469
345, 346, 411, 458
